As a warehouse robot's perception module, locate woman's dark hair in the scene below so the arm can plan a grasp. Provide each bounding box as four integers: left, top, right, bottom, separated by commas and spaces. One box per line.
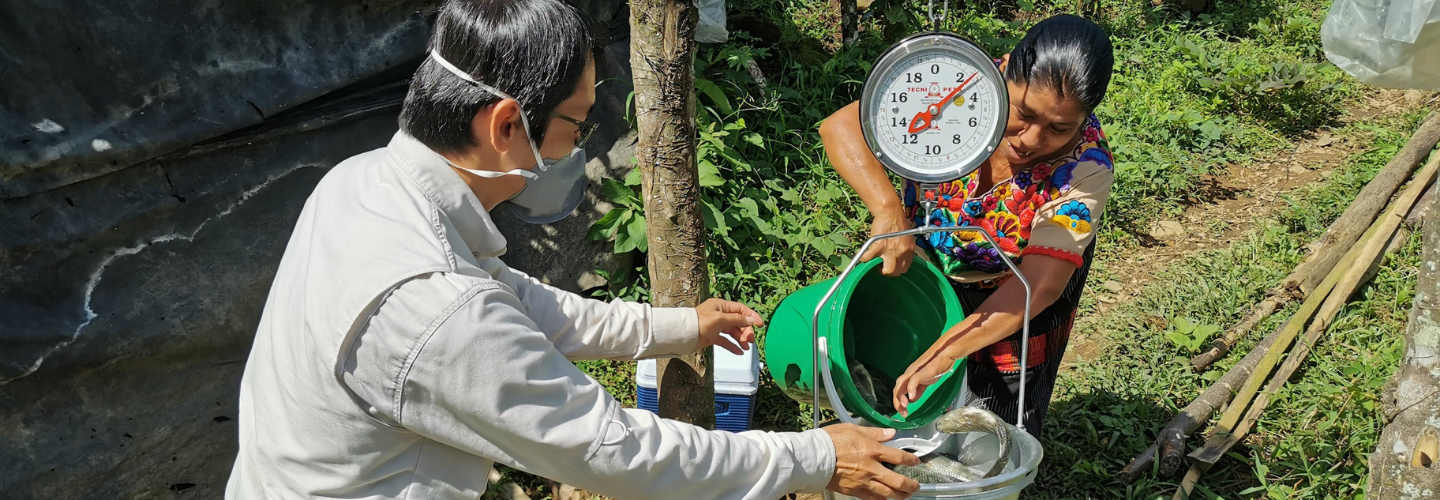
399, 0, 593, 153
1004, 14, 1114, 112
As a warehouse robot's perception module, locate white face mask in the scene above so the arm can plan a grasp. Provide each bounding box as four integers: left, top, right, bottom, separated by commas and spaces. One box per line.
428, 50, 590, 224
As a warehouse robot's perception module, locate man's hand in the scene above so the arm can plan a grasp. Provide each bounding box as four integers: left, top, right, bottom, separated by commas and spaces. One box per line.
860, 213, 916, 277
824, 424, 921, 500
695, 298, 764, 355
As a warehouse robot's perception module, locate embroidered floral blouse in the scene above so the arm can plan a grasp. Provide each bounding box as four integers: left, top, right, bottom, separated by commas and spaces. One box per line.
903, 114, 1115, 283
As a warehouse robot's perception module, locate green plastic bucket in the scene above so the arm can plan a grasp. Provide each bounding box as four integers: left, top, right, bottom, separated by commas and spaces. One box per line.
763, 256, 966, 429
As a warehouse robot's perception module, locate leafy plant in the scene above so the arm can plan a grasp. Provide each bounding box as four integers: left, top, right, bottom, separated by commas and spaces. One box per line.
1165, 317, 1221, 353
587, 174, 648, 254
1176, 35, 1344, 135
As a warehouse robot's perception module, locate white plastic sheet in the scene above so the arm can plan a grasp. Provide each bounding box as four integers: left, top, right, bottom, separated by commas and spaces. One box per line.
696, 0, 728, 43
1322, 0, 1440, 90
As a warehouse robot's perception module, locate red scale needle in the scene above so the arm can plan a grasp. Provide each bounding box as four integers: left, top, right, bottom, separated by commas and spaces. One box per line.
907, 72, 980, 134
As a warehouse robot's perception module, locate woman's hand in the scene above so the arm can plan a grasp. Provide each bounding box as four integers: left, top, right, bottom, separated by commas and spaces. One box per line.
819, 102, 915, 278
888, 254, 1082, 415
695, 298, 764, 355
890, 332, 964, 417
861, 212, 916, 277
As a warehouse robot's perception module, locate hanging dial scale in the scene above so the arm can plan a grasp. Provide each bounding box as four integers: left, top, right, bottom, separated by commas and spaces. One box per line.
860, 2, 1008, 217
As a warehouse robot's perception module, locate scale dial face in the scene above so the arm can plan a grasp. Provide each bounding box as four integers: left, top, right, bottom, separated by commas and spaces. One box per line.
860, 33, 1009, 184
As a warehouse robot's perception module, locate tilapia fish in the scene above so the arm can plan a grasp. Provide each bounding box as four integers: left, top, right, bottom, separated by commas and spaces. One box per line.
892, 454, 980, 484
888, 407, 1015, 485
847, 357, 896, 415
933, 406, 1011, 479
842, 323, 897, 416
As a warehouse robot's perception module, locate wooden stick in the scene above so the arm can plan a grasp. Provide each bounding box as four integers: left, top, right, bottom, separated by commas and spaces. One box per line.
1189, 112, 1440, 372
1189, 296, 1286, 371
1114, 444, 1159, 485
1362, 228, 1412, 285
1171, 464, 1208, 500
1119, 215, 1424, 483
1202, 240, 1362, 442
1195, 152, 1440, 462
1176, 153, 1440, 497
1116, 316, 1291, 480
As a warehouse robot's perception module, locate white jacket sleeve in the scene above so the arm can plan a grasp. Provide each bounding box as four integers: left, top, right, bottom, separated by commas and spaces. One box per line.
482, 258, 700, 361
396, 281, 836, 500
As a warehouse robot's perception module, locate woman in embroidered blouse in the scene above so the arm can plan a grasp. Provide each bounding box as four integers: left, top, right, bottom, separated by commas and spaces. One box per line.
818, 14, 1115, 437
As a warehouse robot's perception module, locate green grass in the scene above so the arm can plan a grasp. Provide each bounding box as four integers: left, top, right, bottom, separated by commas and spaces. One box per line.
551, 0, 1429, 498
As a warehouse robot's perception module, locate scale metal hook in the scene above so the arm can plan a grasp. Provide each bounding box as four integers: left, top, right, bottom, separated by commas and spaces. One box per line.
927, 0, 950, 32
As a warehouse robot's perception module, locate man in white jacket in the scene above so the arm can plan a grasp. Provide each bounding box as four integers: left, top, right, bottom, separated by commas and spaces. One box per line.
224, 0, 921, 499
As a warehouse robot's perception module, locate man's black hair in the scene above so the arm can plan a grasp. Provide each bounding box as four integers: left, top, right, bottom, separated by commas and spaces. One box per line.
399, 0, 593, 153
1005, 14, 1114, 112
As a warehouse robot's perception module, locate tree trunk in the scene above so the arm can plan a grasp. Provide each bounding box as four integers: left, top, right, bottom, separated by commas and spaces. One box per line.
832, 0, 856, 48
1369, 192, 1440, 498
630, 0, 714, 429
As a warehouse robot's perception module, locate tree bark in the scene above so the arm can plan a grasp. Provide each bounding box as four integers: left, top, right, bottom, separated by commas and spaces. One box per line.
1191, 113, 1440, 372
1369, 187, 1440, 498
832, 0, 856, 48
630, 0, 714, 429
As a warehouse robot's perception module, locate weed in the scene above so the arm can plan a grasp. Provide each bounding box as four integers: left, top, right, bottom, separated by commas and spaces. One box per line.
1165, 317, 1220, 354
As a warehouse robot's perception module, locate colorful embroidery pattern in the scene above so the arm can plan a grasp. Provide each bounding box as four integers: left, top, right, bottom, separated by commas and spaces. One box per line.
1052, 200, 1093, 234
904, 115, 1113, 277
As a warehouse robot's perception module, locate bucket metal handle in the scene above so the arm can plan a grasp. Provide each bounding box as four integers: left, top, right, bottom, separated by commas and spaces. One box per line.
809, 225, 1033, 432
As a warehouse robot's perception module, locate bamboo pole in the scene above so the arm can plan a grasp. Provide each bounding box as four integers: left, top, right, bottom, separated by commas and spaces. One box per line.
1188, 297, 1285, 371
1189, 112, 1440, 372
1289, 113, 1440, 296
1174, 153, 1440, 498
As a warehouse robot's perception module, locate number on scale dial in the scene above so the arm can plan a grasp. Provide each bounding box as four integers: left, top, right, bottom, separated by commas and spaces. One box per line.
873, 55, 1001, 168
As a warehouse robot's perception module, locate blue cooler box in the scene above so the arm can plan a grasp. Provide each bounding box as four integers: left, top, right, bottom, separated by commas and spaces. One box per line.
636, 346, 759, 432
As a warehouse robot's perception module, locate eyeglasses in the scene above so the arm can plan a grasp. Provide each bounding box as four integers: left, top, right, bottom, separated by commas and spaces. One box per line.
552, 113, 598, 149
428, 50, 600, 152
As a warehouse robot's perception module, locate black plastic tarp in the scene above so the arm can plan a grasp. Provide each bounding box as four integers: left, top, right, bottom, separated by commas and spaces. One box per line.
0, 0, 637, 496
